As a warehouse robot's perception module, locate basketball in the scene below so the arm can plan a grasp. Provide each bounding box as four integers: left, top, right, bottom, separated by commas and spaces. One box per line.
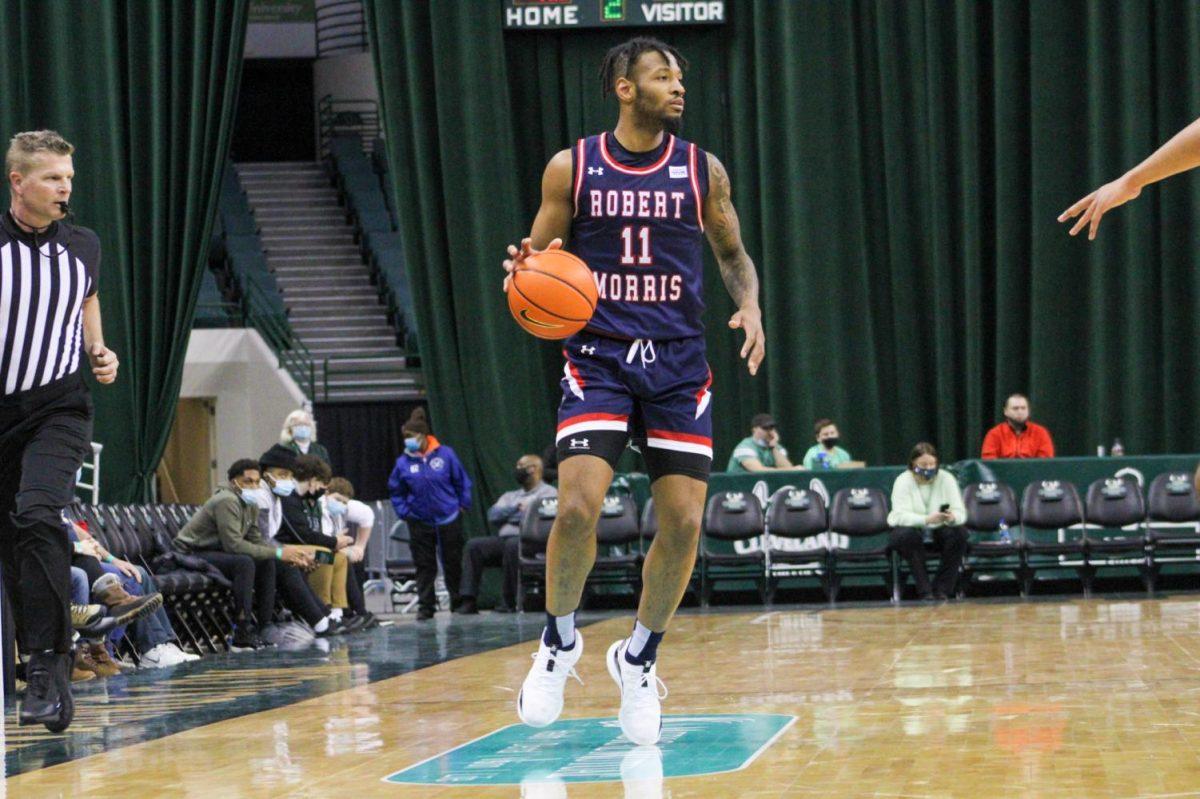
507, 248, 598, 339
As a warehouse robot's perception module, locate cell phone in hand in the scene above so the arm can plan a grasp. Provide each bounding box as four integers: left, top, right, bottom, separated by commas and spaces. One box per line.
940, 504, 951, 513
313, 549, 335, 565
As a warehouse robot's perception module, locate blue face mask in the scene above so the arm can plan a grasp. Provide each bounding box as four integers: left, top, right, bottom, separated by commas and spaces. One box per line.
292, 425, 312, 442
271, 478, 296, 497
326, 498, 347, 517
404, 437, 421, 453
913, 466, 938, 481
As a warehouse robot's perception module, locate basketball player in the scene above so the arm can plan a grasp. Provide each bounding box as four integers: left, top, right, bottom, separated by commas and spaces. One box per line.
3, 131, 118, 731
1059, 115, 1200, 239
502, 38, 764, 745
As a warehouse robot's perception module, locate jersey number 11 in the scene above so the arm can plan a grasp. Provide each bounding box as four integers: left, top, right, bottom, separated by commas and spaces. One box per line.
620, 226, 652, 265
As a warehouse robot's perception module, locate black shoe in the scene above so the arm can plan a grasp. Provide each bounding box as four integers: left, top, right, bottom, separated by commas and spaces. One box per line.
20, 651, 74, 732
316, 618, 348, 637
455, 598, 479, 615
230, 624, 264, 651
493, 603, 516, 614
359, 612, 380, 630
341, 614, 368, 633
416, 608, 435, 621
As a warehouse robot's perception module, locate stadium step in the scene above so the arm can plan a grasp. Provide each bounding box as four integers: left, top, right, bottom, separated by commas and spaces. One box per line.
237, 159, 414, 402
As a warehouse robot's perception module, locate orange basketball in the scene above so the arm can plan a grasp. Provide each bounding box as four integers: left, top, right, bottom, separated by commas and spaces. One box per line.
507, 249, 598, 339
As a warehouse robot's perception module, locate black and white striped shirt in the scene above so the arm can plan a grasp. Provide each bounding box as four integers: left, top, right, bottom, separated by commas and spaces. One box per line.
0, 212, 99, 397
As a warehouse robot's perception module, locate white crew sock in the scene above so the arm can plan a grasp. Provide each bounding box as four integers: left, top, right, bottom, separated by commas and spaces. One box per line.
313, 616, 330, 633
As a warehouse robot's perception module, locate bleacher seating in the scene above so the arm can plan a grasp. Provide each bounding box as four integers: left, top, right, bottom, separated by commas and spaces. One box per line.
210, 164, 289, 327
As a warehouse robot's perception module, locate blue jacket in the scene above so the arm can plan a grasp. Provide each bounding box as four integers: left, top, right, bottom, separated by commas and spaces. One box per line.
388, 438, 472, 525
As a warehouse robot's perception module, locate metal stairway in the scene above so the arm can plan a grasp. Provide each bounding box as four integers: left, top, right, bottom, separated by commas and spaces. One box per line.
237, 161, 422, 402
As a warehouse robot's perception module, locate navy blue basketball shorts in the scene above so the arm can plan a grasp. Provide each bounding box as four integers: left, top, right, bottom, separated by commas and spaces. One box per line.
555, 331, 712, 483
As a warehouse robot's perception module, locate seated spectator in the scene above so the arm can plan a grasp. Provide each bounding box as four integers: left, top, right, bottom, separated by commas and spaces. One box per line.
801, 419, 854, 470
981, 394, 1055, 459
68, 519, 197, 668
320, 477, 379, 630
281, 408, 331, 466
726, 413, 794, 473
277, 455, 353, 626
174, 457, 328, 649
457, 454, 557, 615
887, 442, 969, 600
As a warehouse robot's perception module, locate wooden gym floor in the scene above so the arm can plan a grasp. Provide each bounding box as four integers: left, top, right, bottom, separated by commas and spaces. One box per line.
6, 597, 1200, 797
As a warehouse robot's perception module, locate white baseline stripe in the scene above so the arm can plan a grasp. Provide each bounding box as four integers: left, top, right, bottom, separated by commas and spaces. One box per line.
646, 437, 713, 458
556, 420, 627, 442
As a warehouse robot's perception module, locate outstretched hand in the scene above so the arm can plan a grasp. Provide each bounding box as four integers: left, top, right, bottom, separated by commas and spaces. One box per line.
729, 306, 765, 376
502, 237, 563, 292
1058, 174, 1141, 240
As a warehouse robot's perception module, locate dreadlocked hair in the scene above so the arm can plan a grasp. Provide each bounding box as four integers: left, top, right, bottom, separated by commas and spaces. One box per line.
599, 37, 688, 97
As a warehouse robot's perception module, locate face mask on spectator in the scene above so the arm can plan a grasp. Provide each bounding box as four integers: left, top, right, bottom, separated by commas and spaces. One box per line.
271, 478, 296, 497
309, 487, 326, 499
821, 437, 839, 449
515, 467, 534, 487
326, 498, 347, 516
240, 484, 272, 508
913, 465, 938, 481
404, 437, 421, 453
292, 424, 312, 442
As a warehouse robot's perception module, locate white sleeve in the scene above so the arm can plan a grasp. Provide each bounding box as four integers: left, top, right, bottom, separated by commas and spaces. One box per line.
346, 499, 375, 528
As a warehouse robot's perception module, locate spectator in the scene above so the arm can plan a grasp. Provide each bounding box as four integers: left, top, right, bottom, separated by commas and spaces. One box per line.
281, 408, 331, 466
801, 419, 854, 470
388, 408, 472, 620
174, 457, 331, 649
320, 477, 379, 630
726, 413, 794, 473
67, 519, 196, 668
458, 454, 557, 615
277, 454, 353, 625
887, 443, 969, 601
981, 394, 1055, 459
541, 443, 559, 485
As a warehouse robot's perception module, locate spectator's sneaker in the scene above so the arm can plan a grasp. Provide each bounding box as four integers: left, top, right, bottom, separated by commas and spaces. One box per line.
71, 603, 119, 637
358, 612, 380, 630
140, 642, 197, 668
517, 632, 584, 728
416, 607, 435, 621
340, 614, 369, 633
315, 618, 348, 637
229, 624, 265, 652
606, 639, 667, 745
19, 651, 74, 732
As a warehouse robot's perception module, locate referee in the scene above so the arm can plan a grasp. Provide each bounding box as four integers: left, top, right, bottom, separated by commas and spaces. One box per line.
2, 130, 118, 731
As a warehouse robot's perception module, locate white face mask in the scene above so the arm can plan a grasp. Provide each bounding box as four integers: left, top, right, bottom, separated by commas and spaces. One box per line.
240, 486, 272, 509
271, 478, 296, 497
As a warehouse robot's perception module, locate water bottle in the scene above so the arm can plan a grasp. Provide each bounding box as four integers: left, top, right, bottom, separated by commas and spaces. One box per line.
998, 518, 1012, 545
1111, 438, 1125, 457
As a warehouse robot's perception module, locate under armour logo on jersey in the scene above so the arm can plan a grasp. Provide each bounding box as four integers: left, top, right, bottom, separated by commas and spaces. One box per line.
569, 438, 590, 449
580, 345, 596, 355
587, 167, 604, 176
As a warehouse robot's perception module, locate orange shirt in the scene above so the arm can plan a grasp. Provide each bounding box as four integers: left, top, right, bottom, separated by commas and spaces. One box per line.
981, 421, 1055, 459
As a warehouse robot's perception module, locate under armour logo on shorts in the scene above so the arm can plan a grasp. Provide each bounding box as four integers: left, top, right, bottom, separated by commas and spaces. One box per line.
569, 438, 590, 449
581, 345, 596, 355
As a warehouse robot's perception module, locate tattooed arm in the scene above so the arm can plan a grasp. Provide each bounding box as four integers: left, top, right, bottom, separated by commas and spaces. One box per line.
704, 152, 765, 375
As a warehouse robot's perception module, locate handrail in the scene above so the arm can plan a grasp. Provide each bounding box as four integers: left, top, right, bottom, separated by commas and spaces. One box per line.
318, 94, 380, 158
240, 280, 316, 399
320, 351, 421, 400
316, 1, 367, 58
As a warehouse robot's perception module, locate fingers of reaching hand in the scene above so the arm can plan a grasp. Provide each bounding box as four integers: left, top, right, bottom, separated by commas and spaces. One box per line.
1068, 199, 1096, 237
747, 330, 765, 375
1058, 191, 1095, 223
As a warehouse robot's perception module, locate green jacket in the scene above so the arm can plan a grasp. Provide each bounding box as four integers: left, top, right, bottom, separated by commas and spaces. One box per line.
886, 469, 967, 529
287, 439, 331, 465
174, 485, 278, 560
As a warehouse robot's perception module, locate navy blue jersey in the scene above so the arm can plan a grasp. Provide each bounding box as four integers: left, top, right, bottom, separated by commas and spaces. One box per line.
570, 133, 708, 340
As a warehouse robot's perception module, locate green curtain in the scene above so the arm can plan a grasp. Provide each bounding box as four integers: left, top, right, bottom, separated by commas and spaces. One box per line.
368, 1, 1200, 512
0, 0, 248, 500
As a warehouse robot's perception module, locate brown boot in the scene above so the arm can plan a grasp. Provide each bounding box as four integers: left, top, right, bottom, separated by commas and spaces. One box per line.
91, 573, 163, 625
87, 643, 122, 678
72, 648, 98, 682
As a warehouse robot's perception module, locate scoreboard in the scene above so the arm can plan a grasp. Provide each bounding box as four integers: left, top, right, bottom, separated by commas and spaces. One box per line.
503, 0, 726, 30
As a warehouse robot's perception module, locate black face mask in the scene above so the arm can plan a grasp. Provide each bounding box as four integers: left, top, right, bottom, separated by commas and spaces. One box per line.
1007, 418, 1027, 433
515, 468, 534, 487
821, 437, 839, 449
310, 488, 326, 499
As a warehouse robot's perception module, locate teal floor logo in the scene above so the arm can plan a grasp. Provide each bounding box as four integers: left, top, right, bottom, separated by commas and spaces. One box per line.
383, 713, 796, 786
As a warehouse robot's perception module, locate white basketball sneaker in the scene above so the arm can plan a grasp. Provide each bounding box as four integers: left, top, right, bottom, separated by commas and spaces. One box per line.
607, 638, 668, 745
517, 632, 584, 727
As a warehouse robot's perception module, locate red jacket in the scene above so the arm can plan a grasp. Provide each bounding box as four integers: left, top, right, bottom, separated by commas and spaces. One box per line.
981, 421, 1055, 459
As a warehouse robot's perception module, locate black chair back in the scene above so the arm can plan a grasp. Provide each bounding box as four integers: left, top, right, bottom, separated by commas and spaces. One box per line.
1148, 472, 1200, 522
766, 487, 828, 539
1085, 475, 1145, 527
829, 488, 889, 536
963, 482, 1019, 532
596, 495, 640, 546
520, 495, 559, 554
703, 491, 765, 542
1020, 480, 1083, 529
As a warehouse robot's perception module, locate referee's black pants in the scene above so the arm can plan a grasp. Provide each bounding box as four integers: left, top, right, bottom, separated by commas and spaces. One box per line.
408, 516, 463, 614
0, 374, 93, 654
